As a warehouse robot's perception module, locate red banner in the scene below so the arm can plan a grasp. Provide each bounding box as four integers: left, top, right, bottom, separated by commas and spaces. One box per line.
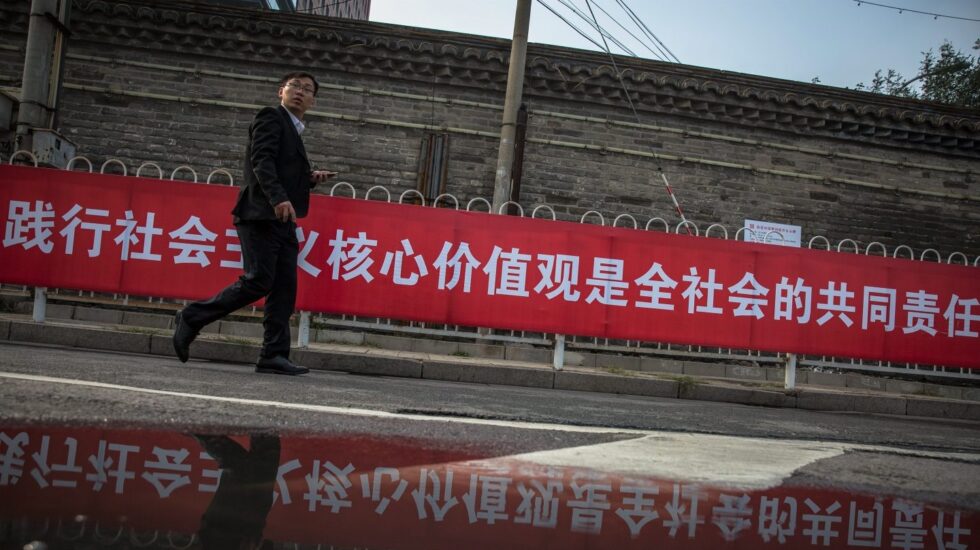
1, 165, 978, 367
2, 425, 975, 549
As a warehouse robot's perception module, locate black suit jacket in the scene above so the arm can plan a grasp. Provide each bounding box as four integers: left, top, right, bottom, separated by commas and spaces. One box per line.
232, 105, 314, 222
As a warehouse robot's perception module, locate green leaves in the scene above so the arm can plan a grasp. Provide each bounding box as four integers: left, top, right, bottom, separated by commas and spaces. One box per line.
856, 39, 980, 108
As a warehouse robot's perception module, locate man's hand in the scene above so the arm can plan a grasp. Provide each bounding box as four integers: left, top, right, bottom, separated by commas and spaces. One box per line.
310, 170, 338, 185
274, 201, 297, 223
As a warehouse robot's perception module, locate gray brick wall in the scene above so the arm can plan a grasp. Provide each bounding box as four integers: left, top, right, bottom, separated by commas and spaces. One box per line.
1, 0, 977, 259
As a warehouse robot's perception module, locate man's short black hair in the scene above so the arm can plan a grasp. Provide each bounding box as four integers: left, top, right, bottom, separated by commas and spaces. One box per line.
279, 72, 319, 95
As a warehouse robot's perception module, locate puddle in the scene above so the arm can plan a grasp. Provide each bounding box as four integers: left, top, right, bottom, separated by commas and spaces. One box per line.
1, 423, 975, 549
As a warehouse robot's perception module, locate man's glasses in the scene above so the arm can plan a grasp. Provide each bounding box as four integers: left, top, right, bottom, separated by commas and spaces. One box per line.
284, 81, 316, 95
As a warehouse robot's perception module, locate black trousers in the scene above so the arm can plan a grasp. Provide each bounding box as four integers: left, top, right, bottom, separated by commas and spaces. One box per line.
181, 220, 298, 359
195, 434, 280, 547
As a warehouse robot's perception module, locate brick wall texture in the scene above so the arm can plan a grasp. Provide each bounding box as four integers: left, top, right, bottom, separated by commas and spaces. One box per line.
1, 0, 978, 259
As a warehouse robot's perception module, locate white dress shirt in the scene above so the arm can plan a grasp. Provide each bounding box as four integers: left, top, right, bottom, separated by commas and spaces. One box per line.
284, 108, 305, 135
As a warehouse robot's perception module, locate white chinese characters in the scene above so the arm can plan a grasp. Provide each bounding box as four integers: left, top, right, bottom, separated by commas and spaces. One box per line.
3, 198, 977, 347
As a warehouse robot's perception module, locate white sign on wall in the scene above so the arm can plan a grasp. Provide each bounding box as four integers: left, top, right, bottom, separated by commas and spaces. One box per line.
742, 219, 802, 247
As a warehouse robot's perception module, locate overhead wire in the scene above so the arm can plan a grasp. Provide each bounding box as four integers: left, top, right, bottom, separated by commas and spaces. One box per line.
580, 0, 692, 232
534, 0, 607, 52
614, 1, 673, 62
585, 0, 669, 61
614, 0, 681, 63
289, 0, 356, 16
852, 0, 980, 22
552, 0, 640, 57
546, 0, 675, 63
582, 0, 639, 116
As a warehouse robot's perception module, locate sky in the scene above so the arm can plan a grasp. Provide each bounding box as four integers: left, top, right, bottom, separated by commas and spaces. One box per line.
369, 0, 980, 92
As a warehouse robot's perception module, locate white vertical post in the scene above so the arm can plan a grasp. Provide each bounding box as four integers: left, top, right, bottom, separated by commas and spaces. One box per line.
33, 287, 47, 322
552, 334, 565, 371
297, 311, 310, 348
785, 353, 797, 390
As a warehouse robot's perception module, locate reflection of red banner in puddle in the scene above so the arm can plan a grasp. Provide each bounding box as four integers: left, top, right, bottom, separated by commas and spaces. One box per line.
1, 426, 975, 549
1, 165, 978, 367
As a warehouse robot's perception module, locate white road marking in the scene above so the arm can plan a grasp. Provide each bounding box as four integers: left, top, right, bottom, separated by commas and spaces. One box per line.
507, 435, 848, 489
3, 370, 977, 490
0, 371, 642, 435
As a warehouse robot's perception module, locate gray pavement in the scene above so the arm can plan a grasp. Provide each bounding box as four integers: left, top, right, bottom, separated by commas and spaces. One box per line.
3, 339, 979, 453
1, 307, 979, 422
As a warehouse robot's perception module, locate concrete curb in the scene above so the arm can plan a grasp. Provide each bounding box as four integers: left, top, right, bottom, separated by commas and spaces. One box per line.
681, 383, 798, 408
797, 390, 907, 415
424, 360, 554, 389
11, 321, 153, 355
3, 318, 978, 421
555, 370, 678, 398
310, 349, 424, 379
906, 397, 980, 421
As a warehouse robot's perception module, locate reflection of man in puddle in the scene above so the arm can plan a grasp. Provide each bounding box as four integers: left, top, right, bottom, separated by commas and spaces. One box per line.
194, 434, 281, 549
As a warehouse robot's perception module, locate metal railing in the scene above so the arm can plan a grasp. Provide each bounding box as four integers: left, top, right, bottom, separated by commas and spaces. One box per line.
0, 516, 198, 549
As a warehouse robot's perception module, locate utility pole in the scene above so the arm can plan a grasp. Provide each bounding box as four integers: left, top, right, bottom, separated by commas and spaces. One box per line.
479, 0, 531, 339
18, 0, 69, 323
491, 0, 532, 214
17, 0, 60, 145
15, 0, 73, 168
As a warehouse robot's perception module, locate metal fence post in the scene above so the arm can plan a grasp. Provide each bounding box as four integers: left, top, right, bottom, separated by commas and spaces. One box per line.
297, 311, 310, 348
33, 287, 47, 322
553, 334, 565, 371
785, 353, 797, 390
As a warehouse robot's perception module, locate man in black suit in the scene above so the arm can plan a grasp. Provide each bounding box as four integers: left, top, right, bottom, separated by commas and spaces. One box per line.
173, 72, 335, 375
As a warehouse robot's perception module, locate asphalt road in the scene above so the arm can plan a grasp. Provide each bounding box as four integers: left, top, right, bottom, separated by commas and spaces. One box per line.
0, 341, 977, 453
1, 340, 979, 514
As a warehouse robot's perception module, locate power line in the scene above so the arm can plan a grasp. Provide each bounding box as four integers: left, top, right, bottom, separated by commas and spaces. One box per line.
852, 0, 980, 22
289, 0, 356, 16
535, 0, 608, 52
583, 0, 639, 116
582, 0, 692, 232
612, 1, 672, 63
586, 0, 669, 62
614, 0, 680, 63
539, 0, 679, 63
552, 0, 640, 57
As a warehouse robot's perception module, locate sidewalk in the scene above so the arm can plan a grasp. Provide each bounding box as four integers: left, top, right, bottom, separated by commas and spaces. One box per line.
2, 305, 978, 422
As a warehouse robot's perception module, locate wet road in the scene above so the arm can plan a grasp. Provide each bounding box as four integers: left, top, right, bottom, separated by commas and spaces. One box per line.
0, 341, 978, 451
1, 341, 978, 548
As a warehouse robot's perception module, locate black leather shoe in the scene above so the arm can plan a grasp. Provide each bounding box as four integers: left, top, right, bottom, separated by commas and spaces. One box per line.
255, 356, 309, 376
172, 310, 199, 363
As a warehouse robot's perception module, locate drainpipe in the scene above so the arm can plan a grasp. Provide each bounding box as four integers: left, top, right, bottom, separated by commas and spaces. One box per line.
508, 103, 528, 215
